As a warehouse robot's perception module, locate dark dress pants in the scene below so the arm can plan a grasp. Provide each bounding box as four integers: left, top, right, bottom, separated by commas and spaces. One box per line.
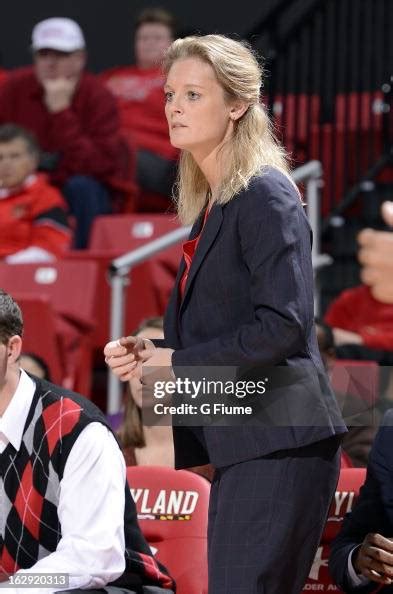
207, 436, 341, 594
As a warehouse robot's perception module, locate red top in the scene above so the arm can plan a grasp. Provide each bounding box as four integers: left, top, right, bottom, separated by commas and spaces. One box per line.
0, 67, 132, 190
101, 65, 178, 161
180, 206, 210, 298
0, 68, 7, 88
324, 284, 393, 351
0, 173, 71, 258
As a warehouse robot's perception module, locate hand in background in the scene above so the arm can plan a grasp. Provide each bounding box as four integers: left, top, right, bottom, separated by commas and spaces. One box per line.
332, 328, 363, 346
382, 201, 393, 227
358, 201, 393, 304
353, 533, 393, 586
42, 76, 78, 113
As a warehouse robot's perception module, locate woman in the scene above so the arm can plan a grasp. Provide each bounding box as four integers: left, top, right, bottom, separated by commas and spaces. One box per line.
105, 34, 346, 594
118, 317, 174, 467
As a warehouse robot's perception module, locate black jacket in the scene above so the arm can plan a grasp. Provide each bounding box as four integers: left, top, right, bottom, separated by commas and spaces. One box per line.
162, 168, 346, 469
329, 409, 393, 593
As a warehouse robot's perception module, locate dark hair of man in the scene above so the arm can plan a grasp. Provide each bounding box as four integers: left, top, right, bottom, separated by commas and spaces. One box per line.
0, 124, 40, 159
135, 7, 177, 38
0, 289, 23, 344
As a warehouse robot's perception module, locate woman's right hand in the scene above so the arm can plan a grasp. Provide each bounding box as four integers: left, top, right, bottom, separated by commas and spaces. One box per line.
104, 336, 155, 382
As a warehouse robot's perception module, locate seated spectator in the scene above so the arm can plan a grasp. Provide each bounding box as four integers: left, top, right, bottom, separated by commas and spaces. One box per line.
19, 351, 51, 380
324, 259, 393, 406
0, 17, 134, 249
329, 410, 393, 592
111, 316, 214, 480
101, 8, 179, 211
0, 124, 71, 263
324, 283, 393, 353
325, 202, 393, 354
359, 200, 393, 303
0, 289, 174, 593
316, 320, 381, 467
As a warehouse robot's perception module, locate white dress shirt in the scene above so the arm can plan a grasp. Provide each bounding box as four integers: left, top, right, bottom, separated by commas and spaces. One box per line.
0, 370, 127, 593
347, 546, 370, 587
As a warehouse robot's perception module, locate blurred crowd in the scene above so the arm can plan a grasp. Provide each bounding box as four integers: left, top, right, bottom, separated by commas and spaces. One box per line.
0, 9, 179, 250
1, 8, 393, 474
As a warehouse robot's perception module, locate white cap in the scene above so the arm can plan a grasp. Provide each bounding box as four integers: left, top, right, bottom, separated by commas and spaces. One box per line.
32, 17, 85, 52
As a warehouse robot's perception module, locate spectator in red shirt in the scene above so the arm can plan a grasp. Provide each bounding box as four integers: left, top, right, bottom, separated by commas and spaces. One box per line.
0, 17, 133, 248
0, 124, 71, 263
324, 203, 393, 359
324, 284, 393, 353
101, 8, 179, 211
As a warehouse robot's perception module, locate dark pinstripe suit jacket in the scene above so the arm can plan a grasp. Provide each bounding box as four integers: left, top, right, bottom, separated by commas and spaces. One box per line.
329, 410, 393, 593
162, 167, 346, 469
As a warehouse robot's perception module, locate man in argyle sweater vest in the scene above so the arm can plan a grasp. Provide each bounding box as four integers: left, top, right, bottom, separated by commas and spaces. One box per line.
0, 290, 174, 593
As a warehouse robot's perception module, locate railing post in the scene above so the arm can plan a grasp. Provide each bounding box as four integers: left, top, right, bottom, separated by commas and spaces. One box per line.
301, 163, 331, 316
106, 226, 191, 413
307, 175, 322, 316
306, 175, 321, 265
107, 267, 129, 414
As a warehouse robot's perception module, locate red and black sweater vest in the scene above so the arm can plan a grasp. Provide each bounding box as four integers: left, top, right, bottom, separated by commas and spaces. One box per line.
0, 376, 174, 591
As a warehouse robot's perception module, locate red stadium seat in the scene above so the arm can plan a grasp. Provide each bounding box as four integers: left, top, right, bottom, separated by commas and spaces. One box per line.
89, 213, 180, 249
302, 467, 366, 592
0, 261, 99, 332
340, 450, 354, 468
89, 214, 182, 294
65, 250, 163, 350
64, 214, 184, 350
89, 213, 182, 273
126, 465, 210, 594
272, 93, 321, 164
0, 261, 100, 396
12, 294, 64, 385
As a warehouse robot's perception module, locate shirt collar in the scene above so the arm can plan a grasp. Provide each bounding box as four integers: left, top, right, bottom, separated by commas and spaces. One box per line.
0, 174, 37, 199
0, 369, 36, 451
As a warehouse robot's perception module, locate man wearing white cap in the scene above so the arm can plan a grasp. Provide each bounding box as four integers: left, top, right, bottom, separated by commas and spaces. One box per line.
0, 17, 134, 248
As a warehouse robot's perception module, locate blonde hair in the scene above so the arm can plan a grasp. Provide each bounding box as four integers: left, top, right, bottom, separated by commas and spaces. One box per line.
163, 34, 291, 225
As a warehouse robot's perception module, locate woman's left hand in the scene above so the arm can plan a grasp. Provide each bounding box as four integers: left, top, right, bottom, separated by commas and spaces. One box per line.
136, 348, 175, 406
140, 347, 174, 371
141, 346, 174, 384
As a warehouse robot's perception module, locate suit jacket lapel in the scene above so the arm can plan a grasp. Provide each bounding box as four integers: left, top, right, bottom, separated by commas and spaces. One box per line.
180, 203, 223, 314
164, 210, 205, 346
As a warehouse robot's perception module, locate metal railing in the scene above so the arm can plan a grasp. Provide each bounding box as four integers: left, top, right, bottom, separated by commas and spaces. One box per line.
107, 160, 325, 412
